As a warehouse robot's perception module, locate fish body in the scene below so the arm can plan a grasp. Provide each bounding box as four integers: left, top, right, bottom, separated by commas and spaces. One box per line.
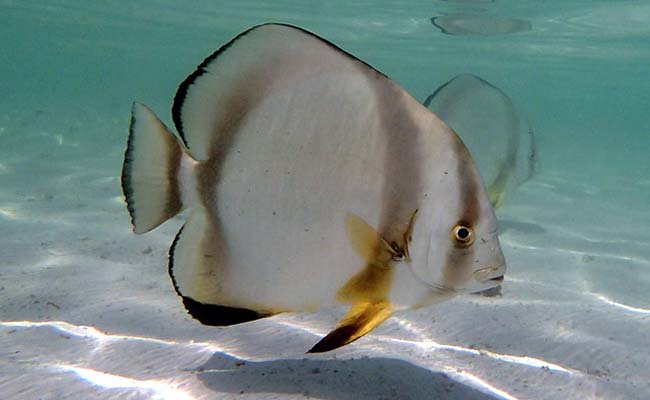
424, 74, 536, 208
122, 24, 506, 352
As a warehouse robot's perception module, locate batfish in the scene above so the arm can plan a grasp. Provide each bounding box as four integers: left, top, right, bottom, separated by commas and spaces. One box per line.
121, 23, 506, 353
424, 74, 535, 209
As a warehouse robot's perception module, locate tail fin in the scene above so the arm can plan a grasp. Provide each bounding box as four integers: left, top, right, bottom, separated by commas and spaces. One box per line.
121, 102, 195, 234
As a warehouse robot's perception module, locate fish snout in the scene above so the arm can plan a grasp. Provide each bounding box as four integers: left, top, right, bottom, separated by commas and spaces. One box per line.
473, 265, 506, 283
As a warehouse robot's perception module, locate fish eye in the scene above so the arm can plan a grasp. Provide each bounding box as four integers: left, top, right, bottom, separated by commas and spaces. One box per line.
451, 224, 474, 247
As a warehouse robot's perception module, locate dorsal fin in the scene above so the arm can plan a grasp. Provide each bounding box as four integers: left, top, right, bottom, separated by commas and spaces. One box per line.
171, 23, 387, 160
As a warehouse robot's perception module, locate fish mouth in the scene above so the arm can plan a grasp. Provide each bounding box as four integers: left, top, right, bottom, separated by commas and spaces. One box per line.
473, 265, 506, 283
470, 266, 505, 296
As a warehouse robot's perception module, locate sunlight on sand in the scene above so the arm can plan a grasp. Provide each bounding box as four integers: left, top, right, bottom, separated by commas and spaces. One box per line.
56, 365, 196, 400
506, 277, 650, 315
275, 319, 322, 336
385, 334, 574, 375
275, 317, 575, 374
593, 294, 650, 314
0, 320, 221, 353
390, 318, 575, 373
443, 367, 521, 400
0, 205, 21, 220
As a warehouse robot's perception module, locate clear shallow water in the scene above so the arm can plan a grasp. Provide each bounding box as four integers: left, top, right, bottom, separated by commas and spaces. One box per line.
1, 1, 649, 399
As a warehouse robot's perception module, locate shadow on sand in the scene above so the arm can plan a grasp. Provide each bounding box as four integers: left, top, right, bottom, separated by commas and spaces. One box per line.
197, 352, 497, 399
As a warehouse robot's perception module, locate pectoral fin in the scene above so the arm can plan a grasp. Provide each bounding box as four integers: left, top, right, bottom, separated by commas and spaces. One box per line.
307, 301, 393, 353
345, 209, 419, 263
345, 213, 397, 266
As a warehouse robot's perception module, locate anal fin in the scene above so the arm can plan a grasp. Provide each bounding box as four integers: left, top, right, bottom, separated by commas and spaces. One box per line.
345, 213, 397, 266
169, 207, 275, 326
307, 301, 393, 353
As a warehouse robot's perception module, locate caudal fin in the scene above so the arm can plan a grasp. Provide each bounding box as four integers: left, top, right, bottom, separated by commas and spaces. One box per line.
121, 102, 194, 234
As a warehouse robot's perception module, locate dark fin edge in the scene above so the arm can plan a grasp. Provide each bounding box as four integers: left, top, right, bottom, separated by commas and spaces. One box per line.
423, 72, 459, 107
168, 225, 270, 326
430, 17, 452, 36
307, 324, 362, 353
424, 73, 510, 108
120, 103, 185, 234
120, 102, 140, 230
171, 23, 388, 148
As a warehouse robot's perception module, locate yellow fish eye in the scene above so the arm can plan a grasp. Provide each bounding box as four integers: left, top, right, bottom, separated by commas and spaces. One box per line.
451, 224, 475, 247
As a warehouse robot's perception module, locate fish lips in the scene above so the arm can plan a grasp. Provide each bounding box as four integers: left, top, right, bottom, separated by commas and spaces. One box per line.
473, 265, 506, 282
471, 265, 505, 295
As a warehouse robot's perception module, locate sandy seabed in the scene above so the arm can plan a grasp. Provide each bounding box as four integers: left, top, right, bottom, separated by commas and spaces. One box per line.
1, 109, 649, 400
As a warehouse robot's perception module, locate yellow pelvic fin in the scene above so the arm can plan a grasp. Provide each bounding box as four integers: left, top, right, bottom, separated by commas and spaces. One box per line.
488, 161, 511, 209
307, 301, 393, 353
337, 261, 395, 304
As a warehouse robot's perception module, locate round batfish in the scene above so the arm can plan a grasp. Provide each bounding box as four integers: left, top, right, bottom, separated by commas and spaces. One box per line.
424, 74, 536, 209
121, 23, 506, 353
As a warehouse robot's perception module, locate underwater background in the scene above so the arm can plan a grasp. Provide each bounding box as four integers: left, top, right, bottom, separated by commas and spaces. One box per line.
1, 1, 649, 399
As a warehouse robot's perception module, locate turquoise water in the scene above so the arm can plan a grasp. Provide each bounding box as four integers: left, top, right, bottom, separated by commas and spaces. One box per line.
1, 1, 649, 399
